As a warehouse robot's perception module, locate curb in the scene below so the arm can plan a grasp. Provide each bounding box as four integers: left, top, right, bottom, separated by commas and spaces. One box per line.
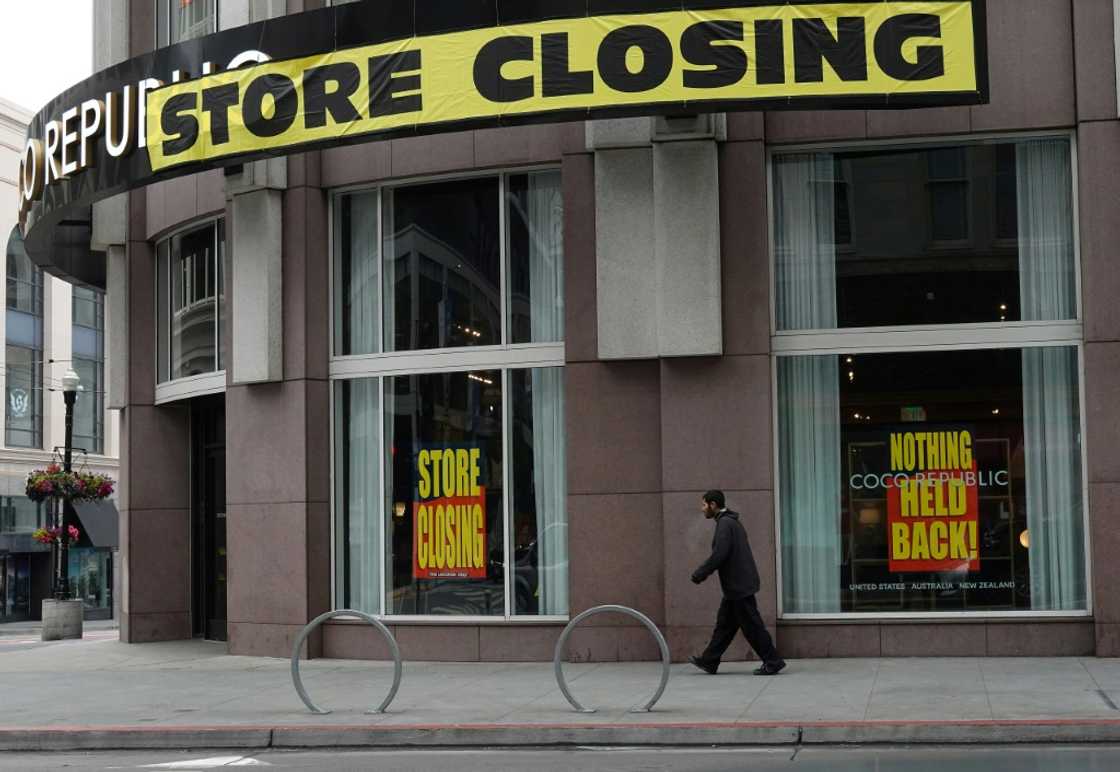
6, 719, 1120, 751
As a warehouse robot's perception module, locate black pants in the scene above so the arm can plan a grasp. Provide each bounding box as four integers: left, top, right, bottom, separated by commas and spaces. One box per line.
697, 595, 782, 668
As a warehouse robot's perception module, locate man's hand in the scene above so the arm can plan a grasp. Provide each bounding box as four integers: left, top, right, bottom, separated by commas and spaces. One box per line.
691, 572, 703, 584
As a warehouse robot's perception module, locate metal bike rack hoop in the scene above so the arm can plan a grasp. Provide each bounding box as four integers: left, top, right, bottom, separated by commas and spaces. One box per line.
290, 609, 403, 715
553, 604, 671, 714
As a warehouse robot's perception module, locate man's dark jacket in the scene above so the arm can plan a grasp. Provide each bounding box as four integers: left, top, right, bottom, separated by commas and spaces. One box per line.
691, 510, 761, 599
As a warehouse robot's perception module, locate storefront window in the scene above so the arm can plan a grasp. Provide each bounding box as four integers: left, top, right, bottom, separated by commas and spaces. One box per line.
157, 0, 217, 47
6, 249, 43, 448
72, 287, 105, 454
156, 220, 225, 383
333, 171, 567, 618
68, 548, 112, 618
778, 345, 1086, 614
334, 171, 564, 355
774, 135, 1085, 617
0, 495, 47, 534
773, 137, 1076, 330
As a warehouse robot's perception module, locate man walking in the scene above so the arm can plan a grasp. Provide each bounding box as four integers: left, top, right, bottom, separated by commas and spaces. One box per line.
689, 490, 786, 676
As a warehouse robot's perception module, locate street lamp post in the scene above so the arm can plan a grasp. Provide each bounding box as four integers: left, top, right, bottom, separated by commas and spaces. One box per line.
54, 368, 81, 601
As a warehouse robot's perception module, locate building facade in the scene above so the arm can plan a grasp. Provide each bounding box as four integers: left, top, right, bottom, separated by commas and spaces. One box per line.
1, 97, 120, 623
80, 0, 1120, 659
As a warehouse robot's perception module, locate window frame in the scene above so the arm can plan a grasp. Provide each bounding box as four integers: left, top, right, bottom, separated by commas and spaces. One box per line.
329, 168, 567, 624
767, 131, 1092, 621
71, 287, 106, 455
156, 0, 219, 48
153, 216, 227, 405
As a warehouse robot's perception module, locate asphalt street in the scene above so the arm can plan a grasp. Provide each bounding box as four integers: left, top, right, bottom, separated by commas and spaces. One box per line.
3, 746, 1120, 771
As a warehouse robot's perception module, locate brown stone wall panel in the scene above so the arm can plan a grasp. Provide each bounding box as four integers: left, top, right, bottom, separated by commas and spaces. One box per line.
617, 625, 665, 661
719, 141, 770, 356
1098, 623, 1120, 657
225, 382, 310, 505
866, 108, 971, 139
1085, 345, 1120, 484
226, 502, 309, 626
196, 170, 225, 216
129, 0, 154, 55
147, 176, 200, 241
726, 113, 764, 141
321, 143, 392, 188
228, 622, 307, 657
126, 240, 157, 406
305, 501, 332, 619
568, 493, 664, 624
125, 508, 191, 615
1072, 0, 1119, 122
395, 625, 481, 661
662, 490, 775, 629
659, 356, 772, 491
1079, 122, 1120, 343
288, 150, 323, 190
122, 612, 191, 643
566, 362, 661, 495
563, 625, 620, 662
665, 625, 751, 663
128, 189, 147, 243
303, 379, 331, 504
562, 153, 597, 363
124, 406, 191, 510
391, 132, 476, 178
970, 0, 1075, 132
323, 622, 400, 660
776, 624, 883, 658
1090, 483, 1120, 623
479, 626, 564, 661
144, 184, 166, 242
880, 623, 987, 656
473, 123, 583, 168
985, 622, 1095, 656
764, 111, 867, 144
282, 185, 330, 382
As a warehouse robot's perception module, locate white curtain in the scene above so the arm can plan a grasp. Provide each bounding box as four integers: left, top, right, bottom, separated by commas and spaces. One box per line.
774, 154, 842, 613
524, 171, 567, 614
774, 154, 838, 332
340, 379, 380, 614
1017, 138, 1084, 610
527, 171, 565, 342
342, 192, 379, 355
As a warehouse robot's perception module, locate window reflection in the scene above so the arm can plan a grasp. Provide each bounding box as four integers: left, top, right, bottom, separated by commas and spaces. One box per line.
383, 178, 501, 352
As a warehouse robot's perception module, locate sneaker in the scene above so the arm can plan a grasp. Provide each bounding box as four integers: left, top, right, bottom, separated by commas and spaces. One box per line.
689, 655, 718, 675
753, 660, 786, 676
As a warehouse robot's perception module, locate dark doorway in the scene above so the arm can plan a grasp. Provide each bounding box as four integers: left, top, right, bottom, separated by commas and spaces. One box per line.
191, 396, 227, 641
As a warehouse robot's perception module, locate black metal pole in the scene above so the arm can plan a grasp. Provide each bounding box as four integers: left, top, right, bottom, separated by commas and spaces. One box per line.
56, 389, 77, 601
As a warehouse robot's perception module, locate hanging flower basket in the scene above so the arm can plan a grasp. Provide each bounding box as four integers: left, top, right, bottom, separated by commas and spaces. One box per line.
32, 525, 81, 545
25, 464, 115, 503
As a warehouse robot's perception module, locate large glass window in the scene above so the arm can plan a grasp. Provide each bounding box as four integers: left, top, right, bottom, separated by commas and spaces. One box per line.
774, 137, 1076, 330
335, 171, 564, 355
778, 347, 1085, 614
333, 171, 567, 618
6, 249, 44, 449
156, 220, 225, 383
157, 0, 217, 47
72, 287, 105, 454
0, 495, 47, 535
773, 135, 1086, 618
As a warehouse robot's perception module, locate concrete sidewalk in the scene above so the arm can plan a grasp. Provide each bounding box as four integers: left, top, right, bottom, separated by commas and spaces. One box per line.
4, 636, 1120, 750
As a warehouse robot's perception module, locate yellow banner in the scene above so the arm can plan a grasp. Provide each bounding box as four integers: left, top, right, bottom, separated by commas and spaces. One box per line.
147, 3, 980, 171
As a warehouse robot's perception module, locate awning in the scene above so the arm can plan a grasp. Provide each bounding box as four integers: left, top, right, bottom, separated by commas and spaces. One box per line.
73, 500, 120, 549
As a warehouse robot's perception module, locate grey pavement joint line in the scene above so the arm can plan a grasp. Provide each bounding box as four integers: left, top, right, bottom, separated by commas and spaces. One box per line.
977, 658, 996, 720
862, 658, 882, 721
